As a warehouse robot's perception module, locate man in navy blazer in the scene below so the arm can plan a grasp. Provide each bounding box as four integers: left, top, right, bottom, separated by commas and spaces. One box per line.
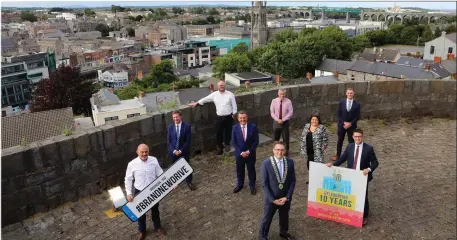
167, 110, 196, 190
327, 129, 379, 226
259, 141, 296, 240
232, 110, 259, 195
333, 88, 361, 161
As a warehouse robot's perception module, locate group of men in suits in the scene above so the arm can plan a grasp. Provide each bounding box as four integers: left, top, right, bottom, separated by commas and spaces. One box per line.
126, 84, 378, 240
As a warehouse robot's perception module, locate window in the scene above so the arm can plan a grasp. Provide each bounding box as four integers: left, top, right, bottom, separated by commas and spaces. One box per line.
27, 61, 44, 69
2, 111, 6, 117
8, 95, 15, 104
7, 87, 14, 95
320, 71, 324, 76
430, 46, 435, 54
448, 47, 453, 54
1, 88, 5, 96
15, 85, 21, 93
16, 94, 23, 102
2, 98, 7, 105
127, 113, 140, 118
27, 72, 43, 78
104, 116, 119, 122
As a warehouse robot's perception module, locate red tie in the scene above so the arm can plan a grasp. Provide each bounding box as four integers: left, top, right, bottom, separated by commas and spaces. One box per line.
353, 145, 360, 169
242, 126, 246, 142
279, 100, 283, 120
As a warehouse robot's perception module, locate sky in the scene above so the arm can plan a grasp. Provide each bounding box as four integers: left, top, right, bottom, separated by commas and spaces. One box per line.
1, 1, 456, 11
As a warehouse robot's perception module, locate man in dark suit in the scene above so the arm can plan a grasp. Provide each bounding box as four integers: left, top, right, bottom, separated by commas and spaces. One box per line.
327, 129, 379, 226
167, 110, 196, 190
232, 110, 259, 195
259, 141, 296, 240
333, 88, 361, 161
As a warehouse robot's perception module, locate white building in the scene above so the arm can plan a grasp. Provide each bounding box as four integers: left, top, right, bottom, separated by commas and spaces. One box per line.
98, 70, 129, 90
56, 13, 77, 21
423, 32, 456, 61
90, 89, 147, 126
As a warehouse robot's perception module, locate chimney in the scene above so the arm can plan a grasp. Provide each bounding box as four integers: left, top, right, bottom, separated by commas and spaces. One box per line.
245, 81, 251, 89
401, 74, 405, 79
373, 47, 377, 52
425, 64, 431, 71
441, 31, 447, 37
333, 71, 339, 78
139, 91, 144, 101
433, 56, 441, 64
448, 53, 455, 60
209, 83, 214, 92
108, 88, 114, 93
306, 72, 313, 80
276, 75, 281, 85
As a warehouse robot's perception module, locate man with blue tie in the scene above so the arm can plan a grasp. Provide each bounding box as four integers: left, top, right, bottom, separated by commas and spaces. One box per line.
327, 129, 379, 226
259, 141, 296, 240
232, 110, 259, 195
333, 88, 361, 161
167, 110, 196, 190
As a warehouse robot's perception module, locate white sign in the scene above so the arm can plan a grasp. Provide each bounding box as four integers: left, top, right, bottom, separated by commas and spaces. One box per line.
307, 162, 367, 227
122, 158, 193, 222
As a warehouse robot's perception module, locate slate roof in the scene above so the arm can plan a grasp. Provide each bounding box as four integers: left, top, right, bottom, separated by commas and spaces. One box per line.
441, 60, 457, 74
430, 63, 451, 78
309, 75, 339, 84
446, 33, 456, 44
395, 57, 434, 68
1, 107, 74, 149
349, 60, 440, 79
360, 48, 400, 62
316, 59, 354, 74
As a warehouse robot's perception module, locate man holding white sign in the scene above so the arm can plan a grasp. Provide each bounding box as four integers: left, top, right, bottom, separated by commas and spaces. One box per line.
125, 144, 165, 240
327, 129, 379, 226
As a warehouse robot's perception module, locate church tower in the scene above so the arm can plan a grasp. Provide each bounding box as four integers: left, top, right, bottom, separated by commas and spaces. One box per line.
251, 1, 268, 49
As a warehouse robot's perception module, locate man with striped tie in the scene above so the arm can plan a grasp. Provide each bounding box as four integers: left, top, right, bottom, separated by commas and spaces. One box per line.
327, 129, 379, 226
167, 110, 196, 190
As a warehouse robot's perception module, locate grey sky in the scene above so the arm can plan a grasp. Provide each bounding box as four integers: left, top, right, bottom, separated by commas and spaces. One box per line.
1, 1, 456, 10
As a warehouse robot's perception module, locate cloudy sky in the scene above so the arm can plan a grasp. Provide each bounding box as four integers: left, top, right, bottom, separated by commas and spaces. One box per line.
1, 1, 456, 10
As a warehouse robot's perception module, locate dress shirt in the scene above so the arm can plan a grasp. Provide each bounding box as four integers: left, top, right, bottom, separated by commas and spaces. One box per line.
353, 143, 362, 171
274, 156, 284, 180
347, 99, 353, 111
270, 98, 293, 121
239, 124, 250, 155
125, 156, 164, 195
198, 90, 237, 116
173, 122, 182, 154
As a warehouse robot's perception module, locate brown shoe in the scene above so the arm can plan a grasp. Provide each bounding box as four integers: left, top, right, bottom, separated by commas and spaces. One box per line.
332, 155, 339, 161
362, 218, 368, 226
187, 183, 196, 190
138, 232, 145, 240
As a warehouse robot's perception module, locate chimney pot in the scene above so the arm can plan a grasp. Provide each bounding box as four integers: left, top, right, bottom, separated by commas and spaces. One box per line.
245, 81, 251, 89
425, 64, 431, 71
333, 71, 339, 78
306, 72, 313, 80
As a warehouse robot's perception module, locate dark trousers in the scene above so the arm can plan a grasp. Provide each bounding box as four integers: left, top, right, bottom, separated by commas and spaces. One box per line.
236, 156, 256, 189
170, 155, 193, 184
306, 154, 314, 170
134, 188, 161, 233
216, 115, 233, 149
336, 126, 355, 156
364, 182, 370, 218
259, 201, 290, 239
273, 121, 290, 153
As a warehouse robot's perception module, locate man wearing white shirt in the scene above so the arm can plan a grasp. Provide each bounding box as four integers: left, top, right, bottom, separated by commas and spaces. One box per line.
327, 129, 379, 226
189, 80, 238, 155
125, 144, 165, 240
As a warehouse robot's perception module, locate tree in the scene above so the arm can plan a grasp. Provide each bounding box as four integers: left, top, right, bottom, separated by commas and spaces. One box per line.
155, 8, 167, 17
445, 24, 456, 34
126, 27, 135, 37
273, 28, 298, 43
30, 66, 92, 115
111, 5, 125, 13
84, 8, 96, 16
141, 60, 178, 88
352, 35, 372, 52
190, 7, 205, 14
421, 26, 435, 44
365, 29, 388, 46
206, 16, 216, 24
95, 24, 110, 37
231, 42, 249, 54
140, 8, 147, 11
192, 19, 209, 25
208, 8, 219, 16
21, 11, 38, 22
172, 7, 184, 15
212, 53, 252, 80
135, 15, 143, 22
434, 26, 442, 37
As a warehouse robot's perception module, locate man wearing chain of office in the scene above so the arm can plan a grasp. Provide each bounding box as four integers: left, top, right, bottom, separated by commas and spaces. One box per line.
259, 141, 296, 240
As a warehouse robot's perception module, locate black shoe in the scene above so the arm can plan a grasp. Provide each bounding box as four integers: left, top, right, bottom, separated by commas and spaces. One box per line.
216, 149, 223, 155
279, 233, 295, 240
233, 186, 243, 193
250, 188, 256, 195
187, 183, 196, 190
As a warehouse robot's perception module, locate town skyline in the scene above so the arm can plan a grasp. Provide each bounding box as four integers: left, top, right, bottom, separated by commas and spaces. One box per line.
1, 1, 456, 11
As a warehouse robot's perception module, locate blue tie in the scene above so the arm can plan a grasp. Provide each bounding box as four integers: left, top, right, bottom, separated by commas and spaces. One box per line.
176, 125, 180, 149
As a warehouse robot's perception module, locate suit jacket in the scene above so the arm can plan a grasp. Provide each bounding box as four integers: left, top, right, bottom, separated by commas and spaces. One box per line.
231, 123, 259, 159
337, 99, 360, 129
167, 122, 191, 159
333, 142, 379, 182
260, 158, 296, 204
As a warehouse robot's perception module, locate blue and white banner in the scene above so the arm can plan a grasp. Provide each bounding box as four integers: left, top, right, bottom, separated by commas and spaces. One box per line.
122, 158, 193, 222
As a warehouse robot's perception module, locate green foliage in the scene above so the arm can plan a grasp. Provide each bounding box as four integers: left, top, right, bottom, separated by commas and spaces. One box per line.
234, 84, 276, 94
352, 35, 372, 52
63, 127, 73, 136
135, 15, 143, 22
142, 60, 178, 87
192, 19, 210, 25
95, 24, 110, 37
445, 24, 456, 34
157, 98, 179, 112
21, 11, 37, 22
273, 28, 298, 43
212, 52, 252, 80
172, 7, 185, 15
91, 82, 104, 93
231, 42, 249, 54
208, 8, 219, 16
365, 29, 387, 46
126, 27, 135, 37
435, 26, 442, 37
84, 8, 96, 16
189, 7, 205, 14
20, 136, 27, 147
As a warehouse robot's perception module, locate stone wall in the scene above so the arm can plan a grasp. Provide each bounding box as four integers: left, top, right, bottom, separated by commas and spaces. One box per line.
2, 80, 455, 226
